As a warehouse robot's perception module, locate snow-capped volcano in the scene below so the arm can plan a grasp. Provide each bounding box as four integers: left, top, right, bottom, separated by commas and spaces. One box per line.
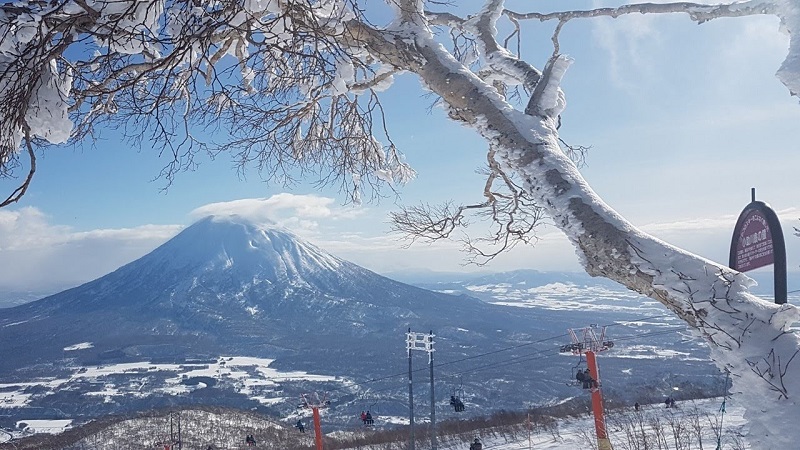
0, 215, 551, 379
128, 215, 345, 289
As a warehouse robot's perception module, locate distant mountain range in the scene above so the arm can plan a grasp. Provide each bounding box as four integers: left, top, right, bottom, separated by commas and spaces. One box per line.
0, 216, 731, 429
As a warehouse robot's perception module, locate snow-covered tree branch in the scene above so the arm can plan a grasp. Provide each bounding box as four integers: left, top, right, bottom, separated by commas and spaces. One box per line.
2, 0, 800, 446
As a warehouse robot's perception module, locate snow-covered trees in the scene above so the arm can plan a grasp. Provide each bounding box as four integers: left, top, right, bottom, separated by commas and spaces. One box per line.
2, 1, 800, 446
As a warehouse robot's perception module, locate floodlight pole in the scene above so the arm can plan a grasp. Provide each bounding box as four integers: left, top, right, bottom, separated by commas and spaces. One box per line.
428, 331, 437, 450
407, 329, 416, 450
168, 411, 181, 450
407, 329, 436, 450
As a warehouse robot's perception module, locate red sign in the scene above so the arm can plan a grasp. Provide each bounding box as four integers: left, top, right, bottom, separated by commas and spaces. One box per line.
733, 209, 774, 271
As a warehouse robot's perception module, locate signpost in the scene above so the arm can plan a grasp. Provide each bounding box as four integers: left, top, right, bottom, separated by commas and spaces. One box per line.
729, 188, 787, 304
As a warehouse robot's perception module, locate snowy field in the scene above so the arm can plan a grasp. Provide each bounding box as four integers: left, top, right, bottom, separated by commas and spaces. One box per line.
442, 400, 746, 450
0, 397, 747, 449
0, 355, 342, 410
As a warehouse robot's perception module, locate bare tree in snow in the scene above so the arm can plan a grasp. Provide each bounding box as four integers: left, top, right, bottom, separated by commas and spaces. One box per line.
1, 0, 800, 446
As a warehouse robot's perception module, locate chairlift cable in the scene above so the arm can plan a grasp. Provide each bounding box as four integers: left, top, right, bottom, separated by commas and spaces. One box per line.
442, 327, 688, 377
318, 325, 692, 413
319, 319, 688, 399
319, 332, 574, 397
355, 315, 677, 387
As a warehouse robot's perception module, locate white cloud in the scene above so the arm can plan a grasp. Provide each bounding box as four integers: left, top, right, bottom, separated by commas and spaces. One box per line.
0, 208, 179, 252
638, 209, 800, 268
709, 16, 789, 95
0, 206, 71, 251
189, 194, 365, 236
0, 195, 369, 293
587, 2, 789, 100
0, 207, 180, 292
589, 0, 663, 92
640, 207, 800, 234
3, 200, 798, 296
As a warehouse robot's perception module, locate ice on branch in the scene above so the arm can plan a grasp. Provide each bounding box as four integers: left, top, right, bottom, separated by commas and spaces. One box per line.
310, 0, 355, 29
25, 60, 73, 144
330, 59, 355, 96
536, 55, 573, 116
242, 0, 282, 15
775, 0, 800, 95
98, 0, 165, 55
373, 162, 416, 185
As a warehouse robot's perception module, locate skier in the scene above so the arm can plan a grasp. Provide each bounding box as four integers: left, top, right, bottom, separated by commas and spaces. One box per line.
296, 420, 305, 433
582, 368, 594, 389
469, 437, 483, 450
576, 369, 586, 385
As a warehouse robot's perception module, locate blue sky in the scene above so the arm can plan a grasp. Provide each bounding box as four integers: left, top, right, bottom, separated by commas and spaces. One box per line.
1, 1, 800, 294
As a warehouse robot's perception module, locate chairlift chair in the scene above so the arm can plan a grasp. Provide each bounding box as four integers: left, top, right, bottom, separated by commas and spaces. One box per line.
364, 399, 377, 427
568, 354, 585, 387
358, 396, 378, 427
450, 377, 466, 412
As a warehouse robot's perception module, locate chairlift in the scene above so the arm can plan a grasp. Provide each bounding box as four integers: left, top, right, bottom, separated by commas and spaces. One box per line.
567, 354, 585, 387
450, 377, 466, 412
358, 394, 378, 427
364, 399, 377, 427
560, 327, 612, 391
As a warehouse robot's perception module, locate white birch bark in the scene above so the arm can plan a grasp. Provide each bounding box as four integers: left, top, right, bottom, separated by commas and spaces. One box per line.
357, 1, 800, 447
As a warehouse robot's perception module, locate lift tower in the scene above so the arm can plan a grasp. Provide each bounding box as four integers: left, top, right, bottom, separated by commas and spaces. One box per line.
301, 392, 329, 450
561, 325, 614, 450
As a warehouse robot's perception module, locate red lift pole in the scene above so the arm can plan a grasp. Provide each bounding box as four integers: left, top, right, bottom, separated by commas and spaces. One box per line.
562, 326, 614, 450
302, 393, 329, 450
585, 349, 611, 450
312, 406, 323, 450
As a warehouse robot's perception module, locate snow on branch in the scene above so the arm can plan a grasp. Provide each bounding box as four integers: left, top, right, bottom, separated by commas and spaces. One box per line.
527, 54, 572, 118
427, 2, 542, 92
0, 0, 414, 204
505, 1, 778, 25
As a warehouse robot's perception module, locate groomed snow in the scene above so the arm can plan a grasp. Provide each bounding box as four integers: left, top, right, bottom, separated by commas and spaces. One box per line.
63, 342, 94, 351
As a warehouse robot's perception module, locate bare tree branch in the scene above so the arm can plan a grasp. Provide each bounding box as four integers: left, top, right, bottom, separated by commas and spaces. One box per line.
0, 130, 36, 208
